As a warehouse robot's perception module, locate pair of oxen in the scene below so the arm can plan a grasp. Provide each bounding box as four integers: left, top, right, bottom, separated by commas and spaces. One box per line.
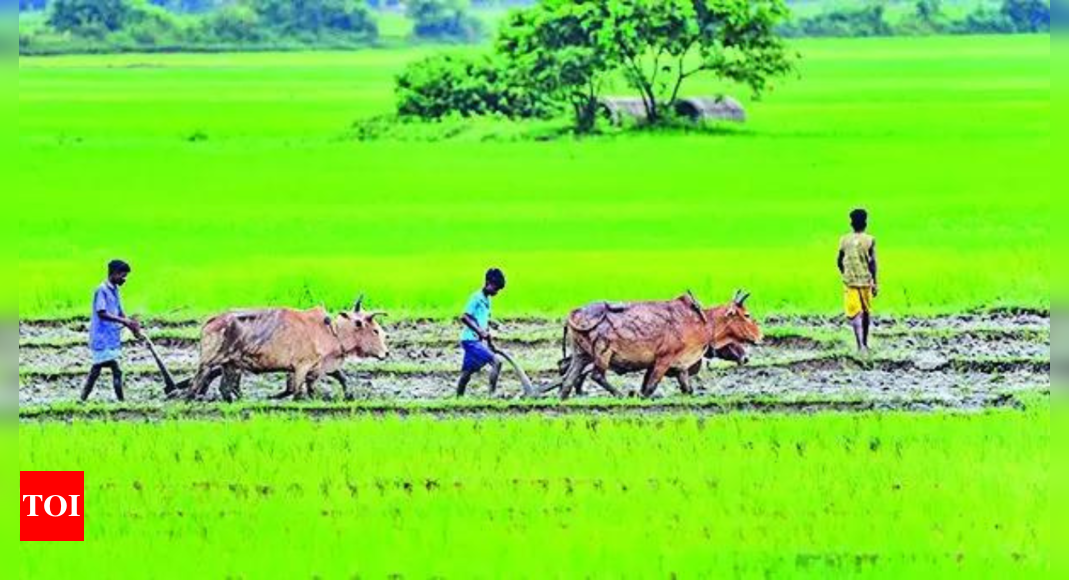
169, 292, 761, 402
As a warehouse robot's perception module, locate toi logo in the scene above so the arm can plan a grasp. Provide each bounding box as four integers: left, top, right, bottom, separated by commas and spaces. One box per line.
20, 471, 84, 542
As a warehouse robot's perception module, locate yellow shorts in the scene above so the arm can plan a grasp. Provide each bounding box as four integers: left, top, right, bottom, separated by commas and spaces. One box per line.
844, 286, 873, 319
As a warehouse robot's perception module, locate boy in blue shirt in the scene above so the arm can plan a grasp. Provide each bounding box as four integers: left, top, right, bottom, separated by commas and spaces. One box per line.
81, 260, 143, 402
457, 268, 506, 397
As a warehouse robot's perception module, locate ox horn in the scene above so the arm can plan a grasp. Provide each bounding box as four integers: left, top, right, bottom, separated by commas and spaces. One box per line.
736, 290, 751, 306
354, 294, 365, 312
686, 289, 708, 323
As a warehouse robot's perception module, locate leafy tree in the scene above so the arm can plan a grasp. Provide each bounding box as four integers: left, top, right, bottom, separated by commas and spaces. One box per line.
394, 0, 795, 132
202, 3, 265, 43
1001, 0, 1050, 32
894, 0, 948, 34
498, 0, 795, 129
471, 0, 535, 6
20, 0, 49, 11
120, 2, 184, 45
496, 0, 617, 132
950, 5, 1014, 33
916, 0, 943, 24
396, 52, 552, 119
251, 0, 377, 38
604, 0, 795, 122
47, 0, 186, 44
48, 0, 136, 37
407, 0, 484, 42
148, 0, 220, 12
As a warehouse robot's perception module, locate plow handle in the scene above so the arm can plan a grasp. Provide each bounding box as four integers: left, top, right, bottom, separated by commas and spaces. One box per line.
141, 335, 177, 394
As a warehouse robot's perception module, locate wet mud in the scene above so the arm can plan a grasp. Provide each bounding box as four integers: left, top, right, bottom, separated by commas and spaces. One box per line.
19, 313, 1049, 412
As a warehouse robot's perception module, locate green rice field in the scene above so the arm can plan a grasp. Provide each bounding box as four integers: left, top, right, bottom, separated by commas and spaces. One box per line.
17, 34, 1050, 319
18, 402, 1049, 577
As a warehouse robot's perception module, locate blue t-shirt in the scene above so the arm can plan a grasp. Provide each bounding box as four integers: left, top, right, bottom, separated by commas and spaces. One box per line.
460, 290, 491, 342
89, 282, 125, 352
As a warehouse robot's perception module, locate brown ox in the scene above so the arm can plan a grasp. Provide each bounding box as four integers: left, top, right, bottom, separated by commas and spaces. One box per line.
552, 291, 762, 399
172, 298, 388, 402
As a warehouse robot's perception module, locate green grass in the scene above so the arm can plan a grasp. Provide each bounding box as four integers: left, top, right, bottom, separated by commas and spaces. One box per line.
16, 35, 1050, 320
18, 404, 1048, 576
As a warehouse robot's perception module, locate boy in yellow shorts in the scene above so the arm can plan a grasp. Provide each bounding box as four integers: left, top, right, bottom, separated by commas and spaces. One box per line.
837, 209, 878, 353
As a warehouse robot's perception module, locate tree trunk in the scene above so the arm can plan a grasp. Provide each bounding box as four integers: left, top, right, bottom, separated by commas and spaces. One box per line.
644, 86, 659, 123
621, 53, 659, 124
637, 76, 659, 122
572, 96, 597, 134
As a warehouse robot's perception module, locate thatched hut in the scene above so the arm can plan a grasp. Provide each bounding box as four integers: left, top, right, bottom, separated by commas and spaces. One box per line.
673, 96, 747, 123
598, 97, 651, 126
598, 95, 746, 126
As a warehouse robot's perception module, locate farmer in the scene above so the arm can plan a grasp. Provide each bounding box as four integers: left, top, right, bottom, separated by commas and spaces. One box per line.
456, 268, 506, 397
81, 260, 142, 402
837, 209, 879, 353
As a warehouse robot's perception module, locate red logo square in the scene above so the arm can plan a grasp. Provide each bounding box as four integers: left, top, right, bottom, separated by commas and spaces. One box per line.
20, 471, 84, 542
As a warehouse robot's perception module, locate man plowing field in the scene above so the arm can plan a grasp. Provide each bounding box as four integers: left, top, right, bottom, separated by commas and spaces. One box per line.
81, 260, 143, 403
456, 268, 507, 397
454, 268, 536, 397
548, 291, 763, 399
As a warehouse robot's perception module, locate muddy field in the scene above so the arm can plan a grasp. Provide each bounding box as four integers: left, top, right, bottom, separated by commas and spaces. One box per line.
17, 311, 1049, 411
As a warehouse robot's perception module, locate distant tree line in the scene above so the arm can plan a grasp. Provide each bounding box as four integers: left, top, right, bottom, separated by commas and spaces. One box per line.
19, 1, 1051, 56
20, 0, 486, 55
779, 0, 1050, 37
364, 0, 534, 7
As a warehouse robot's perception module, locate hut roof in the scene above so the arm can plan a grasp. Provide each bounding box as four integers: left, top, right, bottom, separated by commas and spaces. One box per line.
674, 96, 747, 122
598, 97, 650, 125
598, 95, 747, 125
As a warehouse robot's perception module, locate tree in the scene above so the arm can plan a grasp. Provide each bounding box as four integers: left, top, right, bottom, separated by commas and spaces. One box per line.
597, 0, 697, 122
788, 4, 893, 38
1001, 0, 1050, 32
149, 0, 220, 12
407, 0, 484, 42
251, 0, 378, 38
395, 52, 552, 119
916, 0, 942, 24
121, 2, 184, 45
202, 3, 265, 43
496, 0, 617, 132
501, 0, 796, 127
398, 0, 795, 133
48, 0, 136, 37
20, 1, 49, 11
892, 0, 947, 34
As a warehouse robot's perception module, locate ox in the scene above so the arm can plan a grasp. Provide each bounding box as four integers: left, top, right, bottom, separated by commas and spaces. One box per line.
171, 297, 387, 402
552, 291, 762, 399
